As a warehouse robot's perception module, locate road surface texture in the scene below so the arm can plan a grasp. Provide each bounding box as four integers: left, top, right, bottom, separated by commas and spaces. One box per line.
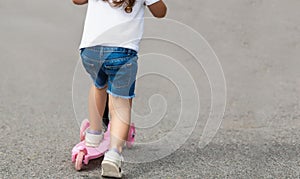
1, 0, 300, 178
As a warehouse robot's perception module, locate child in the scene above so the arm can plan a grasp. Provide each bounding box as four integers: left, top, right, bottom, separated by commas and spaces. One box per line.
72, 0, 167, 178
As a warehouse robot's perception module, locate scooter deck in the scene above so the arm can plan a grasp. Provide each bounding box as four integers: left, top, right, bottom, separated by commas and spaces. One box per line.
72, 130, 110, 165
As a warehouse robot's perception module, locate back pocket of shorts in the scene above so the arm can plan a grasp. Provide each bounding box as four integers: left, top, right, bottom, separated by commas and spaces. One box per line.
105, 57, 137, 88
81, 54, 101, 79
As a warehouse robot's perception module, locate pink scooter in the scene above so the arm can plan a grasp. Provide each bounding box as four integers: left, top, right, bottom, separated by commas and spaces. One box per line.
72, 119, 136, 171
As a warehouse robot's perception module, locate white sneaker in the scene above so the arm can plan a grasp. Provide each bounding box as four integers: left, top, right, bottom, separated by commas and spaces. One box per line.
101, 150, 123, 178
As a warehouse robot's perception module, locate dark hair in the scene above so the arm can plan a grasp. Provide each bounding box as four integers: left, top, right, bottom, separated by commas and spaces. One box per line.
103, 0, 136, 13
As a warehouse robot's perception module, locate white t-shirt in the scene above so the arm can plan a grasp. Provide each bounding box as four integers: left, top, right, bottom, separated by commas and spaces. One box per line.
79, 0, 160, 52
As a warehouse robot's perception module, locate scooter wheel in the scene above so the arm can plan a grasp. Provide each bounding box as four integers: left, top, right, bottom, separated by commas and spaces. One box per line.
75, 151, 85, 171
126, 124, 135, 148
80, 119, 90, 141
126, 140, 133, 148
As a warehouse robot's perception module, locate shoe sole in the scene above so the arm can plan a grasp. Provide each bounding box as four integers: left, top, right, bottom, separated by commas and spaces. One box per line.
101, 160, 122, 178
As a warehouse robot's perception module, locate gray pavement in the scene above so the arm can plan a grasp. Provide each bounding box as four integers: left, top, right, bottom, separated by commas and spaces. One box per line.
1, 0, 300, 178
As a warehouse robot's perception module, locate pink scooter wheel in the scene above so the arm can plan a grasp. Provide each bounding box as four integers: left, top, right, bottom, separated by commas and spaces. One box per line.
126, 123, 135, 148
75, 151, 85, 171
80, 119, 90, 141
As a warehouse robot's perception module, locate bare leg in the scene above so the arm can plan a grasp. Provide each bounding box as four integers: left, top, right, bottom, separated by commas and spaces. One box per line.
108, 94, 132, 153
88, 85, 107, 132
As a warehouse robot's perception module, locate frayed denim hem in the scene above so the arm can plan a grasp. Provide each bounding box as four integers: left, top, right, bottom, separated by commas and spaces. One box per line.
93, 81, 107, 89
106, 90, 135, 99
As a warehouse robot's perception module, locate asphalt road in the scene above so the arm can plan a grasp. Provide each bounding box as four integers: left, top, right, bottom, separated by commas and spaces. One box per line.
1, 0, 300, 178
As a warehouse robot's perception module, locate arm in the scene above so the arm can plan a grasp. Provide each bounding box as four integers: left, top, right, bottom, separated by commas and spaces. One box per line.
72, 0, 88, 5
147, 0, 167, 18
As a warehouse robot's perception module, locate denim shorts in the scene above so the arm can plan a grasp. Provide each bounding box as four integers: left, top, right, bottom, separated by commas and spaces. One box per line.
80, 45, 138, 99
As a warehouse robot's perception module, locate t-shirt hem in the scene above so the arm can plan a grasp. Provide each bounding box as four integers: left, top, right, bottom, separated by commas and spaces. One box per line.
79, 42, 139, 52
